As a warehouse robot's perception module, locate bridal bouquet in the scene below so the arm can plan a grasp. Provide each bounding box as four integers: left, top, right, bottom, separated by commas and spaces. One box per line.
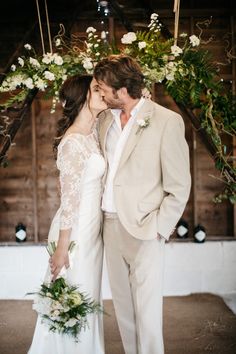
30, 241, 103, 341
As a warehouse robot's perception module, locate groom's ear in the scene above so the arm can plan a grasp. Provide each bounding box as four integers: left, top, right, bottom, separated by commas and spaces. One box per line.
118, 87, 128, 98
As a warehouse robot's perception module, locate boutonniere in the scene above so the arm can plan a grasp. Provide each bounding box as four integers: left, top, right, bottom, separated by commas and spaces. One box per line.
136, 117, 150, 134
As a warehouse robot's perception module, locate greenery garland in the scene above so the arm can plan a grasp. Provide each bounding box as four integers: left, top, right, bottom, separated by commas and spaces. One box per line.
0, 14, 235, 203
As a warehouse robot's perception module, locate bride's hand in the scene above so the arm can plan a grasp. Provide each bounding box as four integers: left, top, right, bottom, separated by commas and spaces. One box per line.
50, 248, 69, 282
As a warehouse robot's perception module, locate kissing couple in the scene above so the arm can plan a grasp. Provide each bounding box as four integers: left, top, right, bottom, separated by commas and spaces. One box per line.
28, 54, 191, 354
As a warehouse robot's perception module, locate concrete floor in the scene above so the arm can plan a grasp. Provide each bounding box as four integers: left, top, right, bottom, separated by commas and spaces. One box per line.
0, 294, 236, 354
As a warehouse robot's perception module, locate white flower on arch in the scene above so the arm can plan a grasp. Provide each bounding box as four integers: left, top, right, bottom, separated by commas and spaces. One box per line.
138, 41, 146, 50
24, 44, 32, 50
18, 57, 24, 67
189, 35, 200, 47
171, 45, 183, 57
86, 27, 96, 33
121, 32, 137, 44
44, 71, 55, 81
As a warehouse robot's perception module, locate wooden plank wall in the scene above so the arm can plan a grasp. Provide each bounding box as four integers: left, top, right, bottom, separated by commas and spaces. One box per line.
0, 10, 235, 242
0, 109, 34, 242
0, 99, 60, 242
34, 100, 60, 242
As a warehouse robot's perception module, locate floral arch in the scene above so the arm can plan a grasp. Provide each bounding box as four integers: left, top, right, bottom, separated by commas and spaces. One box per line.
0, 14, 235, 203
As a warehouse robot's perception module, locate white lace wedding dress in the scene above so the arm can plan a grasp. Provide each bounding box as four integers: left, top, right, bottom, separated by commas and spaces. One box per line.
28, 127, 105, 354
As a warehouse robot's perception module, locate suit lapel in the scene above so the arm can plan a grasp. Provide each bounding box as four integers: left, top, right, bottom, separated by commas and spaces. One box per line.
117, 100, 154, 171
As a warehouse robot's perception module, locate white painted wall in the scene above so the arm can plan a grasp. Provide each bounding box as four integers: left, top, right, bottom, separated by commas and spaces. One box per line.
0, 241, 235, 299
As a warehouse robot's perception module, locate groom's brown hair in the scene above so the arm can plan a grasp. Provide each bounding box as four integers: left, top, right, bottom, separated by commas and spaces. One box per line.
94, 54, 144, 99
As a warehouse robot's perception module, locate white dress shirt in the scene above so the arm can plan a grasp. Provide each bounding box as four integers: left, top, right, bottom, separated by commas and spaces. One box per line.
102, 98, 145, 212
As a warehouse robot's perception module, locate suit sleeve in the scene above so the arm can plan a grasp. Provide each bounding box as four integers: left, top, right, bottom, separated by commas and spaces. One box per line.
156, 114, 191, 240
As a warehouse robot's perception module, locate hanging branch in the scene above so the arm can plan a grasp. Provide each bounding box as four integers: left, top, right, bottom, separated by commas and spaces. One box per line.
0, 88, 38, 166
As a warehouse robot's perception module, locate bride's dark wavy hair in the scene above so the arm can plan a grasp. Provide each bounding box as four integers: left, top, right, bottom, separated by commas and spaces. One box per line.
53, 74, 93, 156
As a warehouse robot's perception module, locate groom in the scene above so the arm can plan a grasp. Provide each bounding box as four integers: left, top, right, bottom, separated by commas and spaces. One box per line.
94, 55, 191, 354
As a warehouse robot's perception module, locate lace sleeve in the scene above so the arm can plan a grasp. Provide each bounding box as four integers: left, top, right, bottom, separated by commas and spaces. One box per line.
57, 136, 87, 230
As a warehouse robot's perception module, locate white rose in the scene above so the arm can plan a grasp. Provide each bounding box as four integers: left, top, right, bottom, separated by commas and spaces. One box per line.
65, 318, 77, 328
82, 58, 93, 70
55, 38, 61, 47
121, 32, 137, 44
166, 62, 173, 69
166, 72, 175, 81
24, 43, 32, 50
29, 57, 41, 68
101, 31, 106, 39
42, 53, 54, 64
86, 27, 96, 33
44, 71, 55, 81
51, 300, 63, 310
52, 310, 60, 317
10, 74, 25, 89
35, 78, 46, 91
24, 78, 34, 89
0, 81, 9, 92
180, 32, 187, 38
170, 45, 183, 57
53, 54, 63, 65
150, 13, 159, 20
189, 35, 200, 47
11, 64, 16, 71
0, 74, 25, 91
18, 57, 24, 67
138, 41, 146, 50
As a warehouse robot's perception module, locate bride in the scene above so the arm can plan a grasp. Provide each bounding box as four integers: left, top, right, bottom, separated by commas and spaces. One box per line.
28, 74, 107, 354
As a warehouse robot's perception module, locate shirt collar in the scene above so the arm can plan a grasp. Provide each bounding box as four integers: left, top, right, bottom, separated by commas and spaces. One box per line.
111, 97, 145, 120
131, 97, 145, 117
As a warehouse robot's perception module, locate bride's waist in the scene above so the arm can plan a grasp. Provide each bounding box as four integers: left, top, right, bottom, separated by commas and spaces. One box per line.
80, 185, 102, 198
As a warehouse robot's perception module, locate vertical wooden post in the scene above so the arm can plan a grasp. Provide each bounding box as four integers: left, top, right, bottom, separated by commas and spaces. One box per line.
230, 15, 236, 238
31, 101, 39, 242
190, 16, 198, 230
192, 130, 198, 226
108, 16, 114, 43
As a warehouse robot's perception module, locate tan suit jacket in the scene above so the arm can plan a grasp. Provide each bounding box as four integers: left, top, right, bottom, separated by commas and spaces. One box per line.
98, 99, 191, 241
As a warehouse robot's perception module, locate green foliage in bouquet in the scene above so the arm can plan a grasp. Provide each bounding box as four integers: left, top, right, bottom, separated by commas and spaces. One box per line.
28, 241, 103, 341
32, 277, 103, 341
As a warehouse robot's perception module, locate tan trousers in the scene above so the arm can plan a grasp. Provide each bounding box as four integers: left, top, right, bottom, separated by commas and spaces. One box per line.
103, 213, 165, 354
